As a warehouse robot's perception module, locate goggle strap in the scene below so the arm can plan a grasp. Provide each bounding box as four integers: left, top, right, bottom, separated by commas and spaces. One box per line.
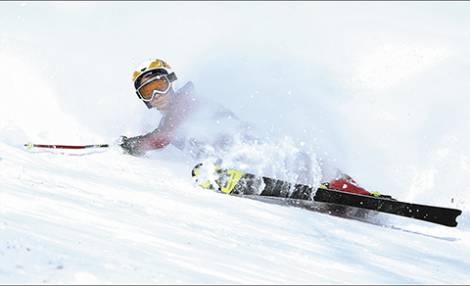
167, 72, 177, 82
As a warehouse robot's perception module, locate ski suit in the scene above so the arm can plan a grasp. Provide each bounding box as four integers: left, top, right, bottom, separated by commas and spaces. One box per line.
126, 81, 373, 196
128, 81, 253, 159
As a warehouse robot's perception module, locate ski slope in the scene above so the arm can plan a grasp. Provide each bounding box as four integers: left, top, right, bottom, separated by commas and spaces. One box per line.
2, 2, 470, 284
1, 142, 470, 284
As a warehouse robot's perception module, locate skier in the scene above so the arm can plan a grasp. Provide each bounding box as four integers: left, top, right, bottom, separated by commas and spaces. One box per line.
119, 58, 253, 160
119, 58, 379, 197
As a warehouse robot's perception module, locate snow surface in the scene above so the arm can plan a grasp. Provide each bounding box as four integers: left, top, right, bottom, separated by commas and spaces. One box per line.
1, 2, 470, 284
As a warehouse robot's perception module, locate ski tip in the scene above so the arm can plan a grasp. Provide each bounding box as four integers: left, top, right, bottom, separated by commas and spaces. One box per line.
453, 209, 463, 227
192, 163, 203, 177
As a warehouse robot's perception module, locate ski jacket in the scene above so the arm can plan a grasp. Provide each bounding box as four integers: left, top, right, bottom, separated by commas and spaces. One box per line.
134, 82, 196, 153
133, 82, 252, 159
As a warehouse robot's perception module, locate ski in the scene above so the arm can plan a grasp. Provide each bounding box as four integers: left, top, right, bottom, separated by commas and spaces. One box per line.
238, 194, 459, 241
192, 163, 462, 227
312, 187, 461, 227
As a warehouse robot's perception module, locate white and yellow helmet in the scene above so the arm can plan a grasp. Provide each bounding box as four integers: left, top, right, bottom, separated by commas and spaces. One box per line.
131, 58, 178, 108
132, 58, 177, 88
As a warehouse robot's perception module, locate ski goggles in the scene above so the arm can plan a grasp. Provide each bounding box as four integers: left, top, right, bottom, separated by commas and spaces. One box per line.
136, 73, 177, 101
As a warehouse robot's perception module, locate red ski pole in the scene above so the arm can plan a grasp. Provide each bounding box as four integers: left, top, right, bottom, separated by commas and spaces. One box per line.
24, 143, 109, 150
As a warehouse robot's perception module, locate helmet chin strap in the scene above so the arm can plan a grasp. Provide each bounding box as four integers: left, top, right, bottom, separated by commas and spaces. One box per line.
144, 100, 153, 109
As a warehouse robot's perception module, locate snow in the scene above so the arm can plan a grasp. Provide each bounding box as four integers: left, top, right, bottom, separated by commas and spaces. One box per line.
1, 2, 470, 284
2, 144, 470, 284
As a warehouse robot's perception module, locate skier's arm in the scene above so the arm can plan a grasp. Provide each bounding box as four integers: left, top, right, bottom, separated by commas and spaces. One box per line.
140, 126, 173, 150
119, 132, 170, 156
120, 114, 178, 156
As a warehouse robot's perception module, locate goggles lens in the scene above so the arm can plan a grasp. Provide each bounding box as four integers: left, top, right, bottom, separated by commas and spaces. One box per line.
137, 75, 171, 101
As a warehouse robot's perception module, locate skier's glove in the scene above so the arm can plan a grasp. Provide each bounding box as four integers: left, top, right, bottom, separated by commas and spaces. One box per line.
119, 135, 145, 157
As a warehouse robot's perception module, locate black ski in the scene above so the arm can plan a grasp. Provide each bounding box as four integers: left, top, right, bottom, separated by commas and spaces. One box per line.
244, 174, 462, 227
192, 163, 462, 227
313, 187, 462, 227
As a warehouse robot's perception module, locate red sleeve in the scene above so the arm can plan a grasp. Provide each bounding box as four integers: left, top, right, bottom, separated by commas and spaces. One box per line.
135, 85, 194, 153
140, 132, 172, 150
137, 108, 186, 152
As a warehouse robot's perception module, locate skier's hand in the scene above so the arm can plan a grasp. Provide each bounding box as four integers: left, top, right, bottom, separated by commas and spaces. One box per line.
119, 135, 145, 156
